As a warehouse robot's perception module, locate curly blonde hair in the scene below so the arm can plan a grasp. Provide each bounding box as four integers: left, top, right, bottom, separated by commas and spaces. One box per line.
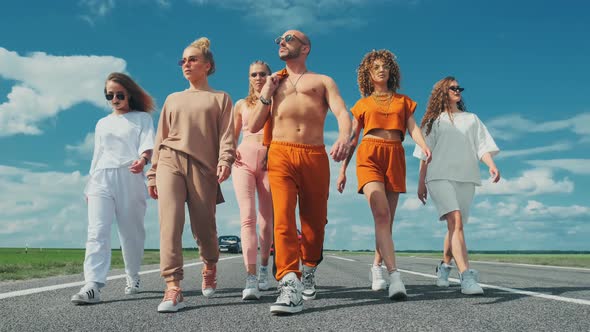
357, 49, 401, 97
186, 37, 215, 76
244, 60, 272, 107
421, 76, 467, 136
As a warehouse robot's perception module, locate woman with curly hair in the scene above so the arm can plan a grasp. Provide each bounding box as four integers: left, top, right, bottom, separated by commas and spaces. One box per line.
336, 49, 431, 300
71, 72, 155, 305
413, 76, 500, 295
147, 37, 235, 312
232, 60, 274, 300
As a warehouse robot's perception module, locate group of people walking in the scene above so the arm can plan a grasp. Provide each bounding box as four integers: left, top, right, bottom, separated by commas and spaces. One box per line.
70, 29, 501, 315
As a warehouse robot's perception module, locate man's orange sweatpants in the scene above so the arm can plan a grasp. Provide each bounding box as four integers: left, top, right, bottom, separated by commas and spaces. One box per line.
268, 141, 330, 280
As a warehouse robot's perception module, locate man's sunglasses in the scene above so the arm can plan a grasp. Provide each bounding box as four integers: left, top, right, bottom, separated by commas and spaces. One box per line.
250, 72, 268, 78
449, 86, 465, 92
274, 34, 307, 45
105, 93, 126, 101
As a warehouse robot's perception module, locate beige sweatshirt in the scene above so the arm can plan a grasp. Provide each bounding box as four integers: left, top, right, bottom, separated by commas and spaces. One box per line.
146, 89, 235, 187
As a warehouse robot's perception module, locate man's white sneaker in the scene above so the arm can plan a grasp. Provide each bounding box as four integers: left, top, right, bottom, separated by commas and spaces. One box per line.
157, 287, 186, 313
270, 272, 303, 315
71, 282, 101, 304
388, 270, 407, 300
460, 269, 484, 295
301, 265, 317, 300
258, 265, 270, 291
125, 276, 140, 295
370, 265, 388, 291
242, 274, 261, 300
436, 261, 452, 287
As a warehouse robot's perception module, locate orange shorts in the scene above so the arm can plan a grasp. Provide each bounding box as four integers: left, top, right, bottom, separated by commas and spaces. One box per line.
356, 138, 406, 194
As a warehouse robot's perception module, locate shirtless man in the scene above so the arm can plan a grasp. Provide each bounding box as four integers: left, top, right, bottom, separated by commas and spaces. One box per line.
249, 30, 352, 314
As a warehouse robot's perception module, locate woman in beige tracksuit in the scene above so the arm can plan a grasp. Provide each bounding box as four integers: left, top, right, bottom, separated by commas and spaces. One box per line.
147, 37, 235, 313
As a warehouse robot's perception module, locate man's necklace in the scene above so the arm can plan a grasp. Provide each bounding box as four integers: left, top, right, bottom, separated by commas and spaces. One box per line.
288, 71, 307, 94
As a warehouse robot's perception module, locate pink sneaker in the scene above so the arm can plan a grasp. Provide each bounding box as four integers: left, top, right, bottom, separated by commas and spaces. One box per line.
157, 287, 185, 313
202, 265, 217, 297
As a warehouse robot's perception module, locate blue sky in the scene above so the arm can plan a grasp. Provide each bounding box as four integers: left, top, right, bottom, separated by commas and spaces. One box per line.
1, 0, 589, 251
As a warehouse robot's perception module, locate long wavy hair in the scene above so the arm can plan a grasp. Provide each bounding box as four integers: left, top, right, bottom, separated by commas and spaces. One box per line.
186, 37, 215, 76
104, 72, 155, 113
420, 76, 467, 136
244, 60, 272, 107
357, 49, 401, 97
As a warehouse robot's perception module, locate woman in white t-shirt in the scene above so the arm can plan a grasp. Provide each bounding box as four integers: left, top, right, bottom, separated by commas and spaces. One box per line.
71, 72, 156, 305
413, 76, 500, 295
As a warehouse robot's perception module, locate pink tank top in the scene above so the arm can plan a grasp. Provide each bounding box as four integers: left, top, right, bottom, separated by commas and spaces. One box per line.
241, 104, 263, 137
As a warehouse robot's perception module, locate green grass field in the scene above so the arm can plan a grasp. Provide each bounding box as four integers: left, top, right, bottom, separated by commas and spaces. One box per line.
1, 248, 588, 281
0, 248, 199, 281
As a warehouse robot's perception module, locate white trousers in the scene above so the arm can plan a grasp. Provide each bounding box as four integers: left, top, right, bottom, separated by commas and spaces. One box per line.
84, 167, 147, 285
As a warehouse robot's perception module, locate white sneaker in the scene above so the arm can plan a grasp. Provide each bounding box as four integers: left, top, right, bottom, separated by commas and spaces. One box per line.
125, 276, 140, 295
258, 265, 270, 291
71, 282, 101, 304
242, 274, 261, 300
388, 271, 407, 300
270, 272, 303, 314
460, 269, 484, 295
157, 287, 186, 313
301, 265, 317, 300
436, 261, 452, 287
370, 265, 388, 291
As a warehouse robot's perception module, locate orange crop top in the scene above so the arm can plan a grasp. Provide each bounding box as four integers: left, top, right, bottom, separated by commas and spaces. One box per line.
350, 93, 417, 141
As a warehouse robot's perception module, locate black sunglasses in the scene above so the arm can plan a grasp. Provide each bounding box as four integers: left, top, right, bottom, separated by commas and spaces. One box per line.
105, 93, 126, 101
178, 56, 200, 66
449, 86, 465, 92
274, 34, 307, 45
250, 72, 268, 78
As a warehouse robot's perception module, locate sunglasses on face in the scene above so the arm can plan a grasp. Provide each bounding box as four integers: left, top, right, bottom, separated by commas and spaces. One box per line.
449, 86, 465, 92
178, 56, 200, 66
105, 93, 126, 101
274, 34, 307, 45
250, 72, 268, 78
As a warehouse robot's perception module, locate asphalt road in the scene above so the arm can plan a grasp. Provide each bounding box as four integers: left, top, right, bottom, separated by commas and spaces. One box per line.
1, 254, 589, 331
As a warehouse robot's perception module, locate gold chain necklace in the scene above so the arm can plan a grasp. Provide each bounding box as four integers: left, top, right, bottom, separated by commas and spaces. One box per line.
371, 91, 394, 117
288, 71, 307, 94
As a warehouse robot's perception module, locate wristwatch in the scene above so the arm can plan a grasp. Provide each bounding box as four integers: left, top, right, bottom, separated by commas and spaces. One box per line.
142, 156, 150, 165
259, 95, 271, 105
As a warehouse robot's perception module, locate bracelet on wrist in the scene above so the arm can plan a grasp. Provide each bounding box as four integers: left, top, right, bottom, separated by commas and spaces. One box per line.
259, 96, 271, 105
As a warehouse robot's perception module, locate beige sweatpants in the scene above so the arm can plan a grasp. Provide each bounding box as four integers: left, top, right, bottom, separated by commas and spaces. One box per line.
156, 146, 221, 282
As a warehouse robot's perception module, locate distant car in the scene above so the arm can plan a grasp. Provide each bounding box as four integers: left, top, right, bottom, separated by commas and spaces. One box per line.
218, 235, 242, 254
270, 229, 301, 256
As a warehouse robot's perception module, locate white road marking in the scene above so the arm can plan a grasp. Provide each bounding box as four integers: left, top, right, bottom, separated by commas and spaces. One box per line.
327, 255, 590, 306
326, 255, 355, 262
0, 256, 240, 300
407, 256, 590, 272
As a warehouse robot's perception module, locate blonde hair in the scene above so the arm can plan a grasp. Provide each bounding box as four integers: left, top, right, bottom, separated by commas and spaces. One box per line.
421, 76, 468, 136
245, 60, 272, 107
357, 49, 401, 97
187, 37, 215, 76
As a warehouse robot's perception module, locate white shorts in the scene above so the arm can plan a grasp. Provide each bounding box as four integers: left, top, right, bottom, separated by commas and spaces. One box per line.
427, 180, 475, 223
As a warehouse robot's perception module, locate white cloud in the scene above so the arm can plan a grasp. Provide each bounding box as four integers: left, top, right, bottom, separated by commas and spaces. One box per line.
66, 132, 95, 159
497, 142, 572, 159
188, 0, 417, 33
477, 168, 574, 196
487, 112, 590, 141
399, 197, 423, 211
527, 159, 590, 175
0, 47, 126, 137
524, 200, 590, 219
78, 0, 116, 25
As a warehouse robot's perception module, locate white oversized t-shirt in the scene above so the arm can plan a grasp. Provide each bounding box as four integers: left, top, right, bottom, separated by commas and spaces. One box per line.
89, 111, 155, 175
413, 112, 499, 186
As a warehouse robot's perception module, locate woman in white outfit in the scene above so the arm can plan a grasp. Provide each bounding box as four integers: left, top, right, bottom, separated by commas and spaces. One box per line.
413, 76, 500, 295
71, 72, 156, 304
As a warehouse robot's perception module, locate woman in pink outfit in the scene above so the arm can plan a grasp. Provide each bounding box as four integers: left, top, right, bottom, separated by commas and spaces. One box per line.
232, 60, 274, 300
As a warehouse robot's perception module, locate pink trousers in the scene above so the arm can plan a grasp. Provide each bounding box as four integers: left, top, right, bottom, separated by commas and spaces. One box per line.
232, 140, 273, 266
